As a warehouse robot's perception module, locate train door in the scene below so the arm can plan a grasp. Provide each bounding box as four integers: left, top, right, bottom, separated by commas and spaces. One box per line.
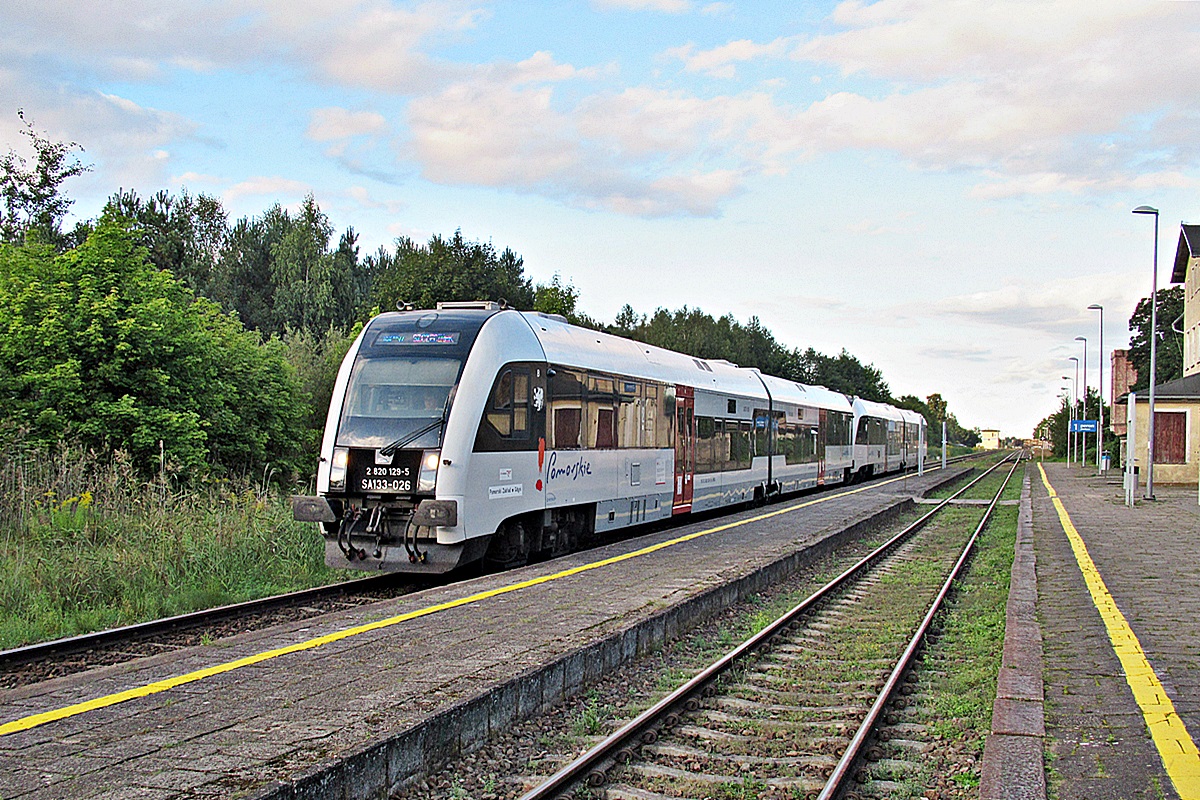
673, 386, 695, 514
817, 408, 828, 484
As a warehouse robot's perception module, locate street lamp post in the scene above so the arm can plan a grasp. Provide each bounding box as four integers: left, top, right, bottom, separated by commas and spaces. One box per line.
1088, 304, 1104, 471
1069, 356, 1080, 466
1062, 374, 1075, 465
1133, 205, 1158, 499
1076, 336, 1088, 466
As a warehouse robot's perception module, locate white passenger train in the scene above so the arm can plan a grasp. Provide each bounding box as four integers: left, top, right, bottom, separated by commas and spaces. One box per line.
292, 302, 927, 573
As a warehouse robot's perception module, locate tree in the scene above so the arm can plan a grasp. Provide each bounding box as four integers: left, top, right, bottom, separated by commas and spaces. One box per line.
1034, 386, 1109, 460
1128, 286, 1184, 391
793, 348, 890, 401
924, 393, 947, 422
104, 188, 229, 295
608, 303, 894, 401
0, 110, 91, 248
0, 213, 307, 477
208, 195, 370, 337
534, 273, 578, 317
369, 230, 535, 312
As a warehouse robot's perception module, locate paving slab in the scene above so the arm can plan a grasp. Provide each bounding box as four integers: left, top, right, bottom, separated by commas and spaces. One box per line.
1030, 461, 1200, 800
0, 469, 963, 799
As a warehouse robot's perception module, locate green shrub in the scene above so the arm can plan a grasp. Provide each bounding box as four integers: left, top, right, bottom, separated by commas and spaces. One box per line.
0, 213, 307, 479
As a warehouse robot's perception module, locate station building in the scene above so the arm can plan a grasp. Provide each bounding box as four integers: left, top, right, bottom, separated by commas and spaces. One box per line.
979, 429, 1000, 450
1122, 223, 1200, 483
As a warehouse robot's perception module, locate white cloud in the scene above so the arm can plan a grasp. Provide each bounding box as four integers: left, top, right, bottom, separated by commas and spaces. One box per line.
347, 185, 406, 213
174, 171, 223, 185
405, 53, 750, 217
0, 79, 196, 197
592, 0, 692, 12
666, 38, 793, 78
307, 108, 388, 141
787, 0, 1200, 187
637, 1, 1200, 200
929, 272, 1144, 339
0, 0, 484, 92
224, 175, 310, 201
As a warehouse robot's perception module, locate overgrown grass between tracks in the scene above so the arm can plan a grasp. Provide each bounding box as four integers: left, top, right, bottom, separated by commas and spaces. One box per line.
0, 443, 346, 649
905, 500, 1017, 794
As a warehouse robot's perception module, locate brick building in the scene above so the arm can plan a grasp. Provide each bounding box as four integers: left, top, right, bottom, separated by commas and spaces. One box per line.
1110, 348, 1137, 437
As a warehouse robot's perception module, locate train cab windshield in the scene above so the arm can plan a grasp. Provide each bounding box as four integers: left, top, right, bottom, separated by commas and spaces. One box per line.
336, 356, 461, 449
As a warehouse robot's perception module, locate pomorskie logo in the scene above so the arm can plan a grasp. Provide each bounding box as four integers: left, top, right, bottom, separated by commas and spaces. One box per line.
546, 451, 593, 482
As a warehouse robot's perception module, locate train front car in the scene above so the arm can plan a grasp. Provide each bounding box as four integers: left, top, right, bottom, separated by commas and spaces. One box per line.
292, 302, 550, 573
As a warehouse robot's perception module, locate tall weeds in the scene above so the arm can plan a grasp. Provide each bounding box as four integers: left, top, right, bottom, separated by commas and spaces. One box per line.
0, 437, 342, 649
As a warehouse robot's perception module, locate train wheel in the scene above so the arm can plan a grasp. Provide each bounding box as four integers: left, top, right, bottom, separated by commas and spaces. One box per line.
483, 518, 529, 571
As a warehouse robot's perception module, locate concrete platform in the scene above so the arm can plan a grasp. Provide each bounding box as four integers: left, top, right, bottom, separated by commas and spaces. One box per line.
0, 468, 963, 800
985, 461, 1200, 800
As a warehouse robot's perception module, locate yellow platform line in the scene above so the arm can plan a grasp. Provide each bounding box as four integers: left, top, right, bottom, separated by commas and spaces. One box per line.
1038, 464, 1200, 797
1, 469, 927, 737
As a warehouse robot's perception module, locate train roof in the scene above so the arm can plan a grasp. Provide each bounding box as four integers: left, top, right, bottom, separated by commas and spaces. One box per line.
754, 372, 853, 413
852, 397, 907, 422
898, 408, 926, 426
514, 310, 769, 398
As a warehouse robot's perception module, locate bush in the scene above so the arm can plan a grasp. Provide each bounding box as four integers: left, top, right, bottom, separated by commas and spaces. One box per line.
0, 212, 308, 479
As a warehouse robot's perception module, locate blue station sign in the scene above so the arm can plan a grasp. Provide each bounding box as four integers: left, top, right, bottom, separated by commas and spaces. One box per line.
1069, 420, 1099, 433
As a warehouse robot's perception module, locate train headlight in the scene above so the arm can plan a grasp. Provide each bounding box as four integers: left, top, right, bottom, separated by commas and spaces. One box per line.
329, 447, 349, 490
418, 450, 440, 493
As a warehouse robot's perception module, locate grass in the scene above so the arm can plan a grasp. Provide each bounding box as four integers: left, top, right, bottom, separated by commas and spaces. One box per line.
0, 441, 348, 649
915, 501, 1017, 765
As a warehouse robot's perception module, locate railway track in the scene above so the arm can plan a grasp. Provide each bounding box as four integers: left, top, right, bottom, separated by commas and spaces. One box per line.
501, 452, 1023, 800
1, 452, 991, 693
393, 453, 1012, 796
0, 572, 427, 689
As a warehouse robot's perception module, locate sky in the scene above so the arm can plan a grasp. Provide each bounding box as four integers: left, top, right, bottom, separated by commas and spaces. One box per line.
2, 0, 1199, 437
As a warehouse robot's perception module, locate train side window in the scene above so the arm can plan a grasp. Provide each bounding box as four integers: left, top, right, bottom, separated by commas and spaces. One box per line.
594, 408, 616, 449
485, 367, 530, 439
513, 371, 529, 434
587, 373, 618, 449
549, 368, 586, 449
487, 370, 514, 436
648, 384, 674, 449
752, 409, 770, 458
731, 419, 752, 470
553, 408, 581, 449
474, 363, 539, 452
695, 416, 716, 473
618, 380, 642, 448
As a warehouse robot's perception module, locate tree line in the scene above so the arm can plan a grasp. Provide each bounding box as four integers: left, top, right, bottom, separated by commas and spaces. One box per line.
0, 113, 981, 483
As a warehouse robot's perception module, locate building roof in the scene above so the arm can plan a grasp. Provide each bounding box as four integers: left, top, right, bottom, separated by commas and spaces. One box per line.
1170, 224, 1200, 284
1120, 372, 1200, 403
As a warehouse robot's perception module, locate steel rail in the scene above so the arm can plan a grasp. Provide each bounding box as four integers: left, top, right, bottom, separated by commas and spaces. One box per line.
0, 572, 409, 670
2, 451, 991, 676
518, 451, 1020, 800
817, 451, 1023, 798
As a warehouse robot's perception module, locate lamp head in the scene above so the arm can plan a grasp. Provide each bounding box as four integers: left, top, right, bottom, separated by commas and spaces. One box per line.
1075, 336, 1087, 343
1132, 205, 1159, 215
1068, 356, 1079, 363
1087, 303, 1103, 311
